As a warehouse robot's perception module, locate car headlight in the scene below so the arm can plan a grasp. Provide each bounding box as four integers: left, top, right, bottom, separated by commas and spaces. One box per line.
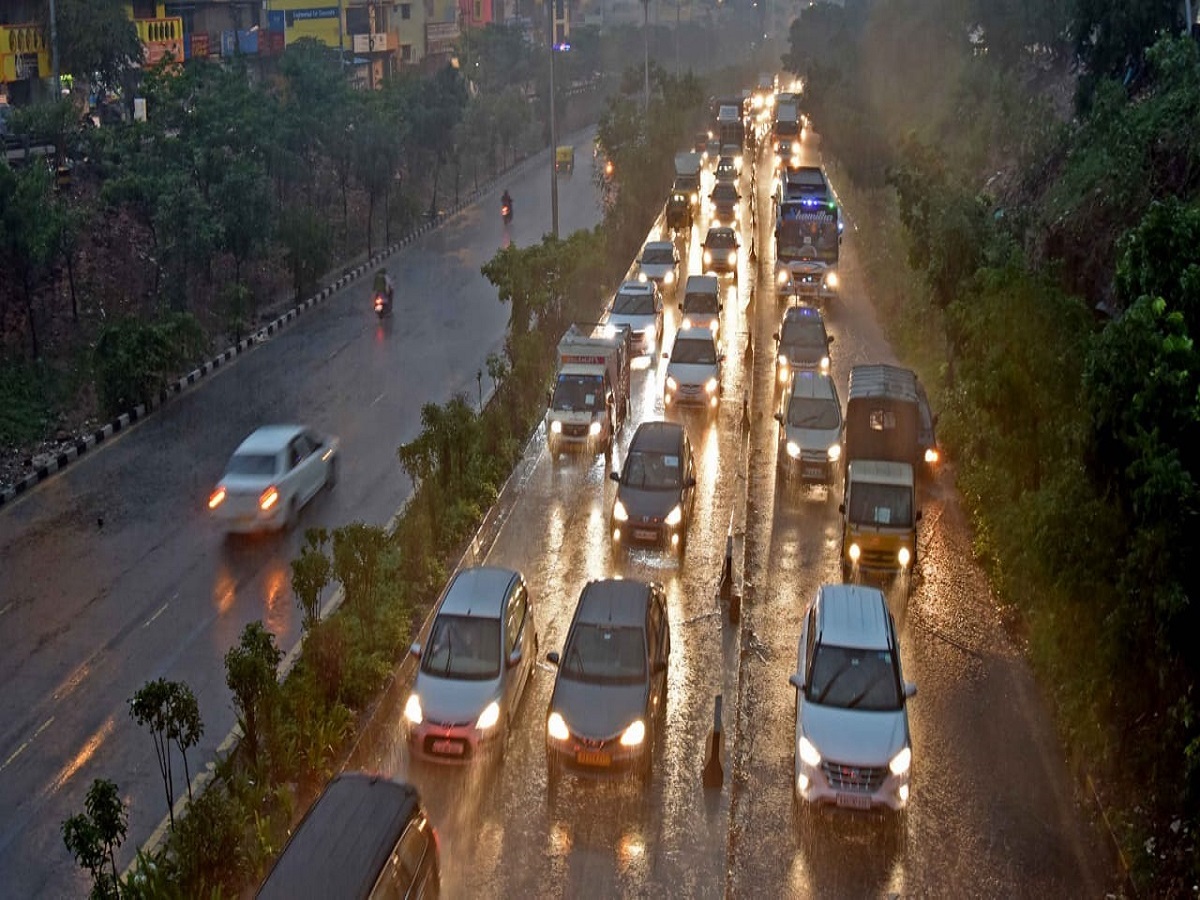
663, 271, 675, 285
259, 486, 280, 511
778, 270, 790, 286
612, 498, 629, 522
666, 375, 678, 391
925, 447, 940, 464
786, 440, 801, 458
691, 192, 698, 203
550, 419, 563, 434
619, 719, 646, 747
682, 316, 693, 330
827, 443, 842, 461
711, 218, 721, 229
727, 251, 737, 266
826, 272, 839, 288
703, 250, 712, 265
589, 420, 603, 436
208, 487, 226, 509
404, 693, 423, 725
848, 542, 861, 561
547, 711, 569, 741
820, 356, 830, 372
778, 353, 788, 366
638, 271, 648, 282
705, 376, 719, 394
664, 504, 683, 526
476, 700, 501, 730
898, 546, 912, 567
889, 746, 912, 776
773, 154, 782, 168
798, 735, 821, 767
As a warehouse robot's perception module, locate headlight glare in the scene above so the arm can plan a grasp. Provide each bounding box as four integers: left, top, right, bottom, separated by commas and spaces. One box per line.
889, 746, 912, 776
827, 443, 842, 461
664, 271, 675, 284
925, 447, 940, 464
612, 499, 629, 522
727, 251, 737, 266
666, 375, 678, 391
476, 700, 501, 730
589, 420, 603, 436
404, 693, 423, 725
826, 272, 839, 288
848, 542, 861, 561
798, 735, 821, 767
786, 440, 801, 458
550, 419, 563, 434
664, 504, 683, 526
619, 719, 646, 746
705, 376, 719, 394
898, 546, 912, 567
547, 711, 569, 741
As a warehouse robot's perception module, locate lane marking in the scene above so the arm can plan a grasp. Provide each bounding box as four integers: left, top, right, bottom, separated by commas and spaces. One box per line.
371, 392, 386, 406
143, 601, 169, 629
1, 716, 54, 774
0, 601, 11, 617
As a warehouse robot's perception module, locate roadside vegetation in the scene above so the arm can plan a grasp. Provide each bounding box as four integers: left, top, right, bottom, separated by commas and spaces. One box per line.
60, 59, 706, 896
785, 0, 1200, 890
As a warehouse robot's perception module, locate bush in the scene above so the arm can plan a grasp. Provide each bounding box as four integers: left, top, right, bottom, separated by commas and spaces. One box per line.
93, 312, 206, 416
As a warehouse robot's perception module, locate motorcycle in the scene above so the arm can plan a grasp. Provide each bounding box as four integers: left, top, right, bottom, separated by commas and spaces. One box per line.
373, 292, 392, 318
501, 198, 513, 225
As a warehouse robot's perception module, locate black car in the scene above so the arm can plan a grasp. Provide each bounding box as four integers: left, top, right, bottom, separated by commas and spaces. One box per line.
708, 182, 740, 229
702, 226, 741, 282
257, 774, 439, 899
773, 304, 834, 384
610, 421, 697, 553
545, 579, 671, 783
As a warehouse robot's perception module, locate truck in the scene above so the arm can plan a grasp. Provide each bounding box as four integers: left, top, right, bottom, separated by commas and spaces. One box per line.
716, 102, 745, 159
772, 100, 801, 147
774, 165, 842, 304
546, 323, 632, 458
839, 364, 938, 582
673, 151, 703, 206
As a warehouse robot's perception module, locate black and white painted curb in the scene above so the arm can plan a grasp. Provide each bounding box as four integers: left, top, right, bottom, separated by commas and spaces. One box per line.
0, 131, 592, 510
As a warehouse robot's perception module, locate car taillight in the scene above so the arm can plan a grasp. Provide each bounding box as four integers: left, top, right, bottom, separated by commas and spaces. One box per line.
259, 487, 279, 511
208, 487, 226, 509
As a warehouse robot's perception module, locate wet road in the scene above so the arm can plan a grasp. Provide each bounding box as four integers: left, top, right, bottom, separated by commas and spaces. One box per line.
352, 130, 1115, 897
0, 134, 604, 897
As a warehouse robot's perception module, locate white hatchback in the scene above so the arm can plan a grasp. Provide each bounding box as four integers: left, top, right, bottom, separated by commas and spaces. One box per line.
788, 584, 916, 815
663, 326, 722, 411
208, 425, 338, 533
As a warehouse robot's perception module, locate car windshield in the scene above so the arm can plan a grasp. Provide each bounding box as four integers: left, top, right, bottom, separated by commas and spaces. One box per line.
712, 185, 738, 202
551, 373, 603, 412
787, 397, 840, 430
225, 453, 278, 477
684, 292, 720, 315
847, 482, 913, 527
706, 231, 736, 249
641, 247, 674, 265
781, 320, 827, 347
421, 614, 501, 680
807, 644, 902, 711
622, 450, 683, 490
672, 337, 717, 365
561, 624, 646, 685
612, 291, 655, 316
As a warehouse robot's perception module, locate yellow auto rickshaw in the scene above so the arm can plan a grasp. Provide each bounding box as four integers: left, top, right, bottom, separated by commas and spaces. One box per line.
555, 145, 575, 174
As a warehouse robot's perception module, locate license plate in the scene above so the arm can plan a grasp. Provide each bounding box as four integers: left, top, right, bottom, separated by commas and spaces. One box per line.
431, 739, 464, 756
835, 792, 872, 810
576, 750, 611, 767
802, 466, 824, 479
633, 528, 657, 541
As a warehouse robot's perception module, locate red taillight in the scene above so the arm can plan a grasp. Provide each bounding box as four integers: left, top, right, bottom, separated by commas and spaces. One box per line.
208, 487, 226, 509
259, 486, 279, 511
374, 296, 384, 310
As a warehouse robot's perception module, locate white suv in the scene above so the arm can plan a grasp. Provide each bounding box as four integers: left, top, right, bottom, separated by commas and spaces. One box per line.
788, 584, 915, 815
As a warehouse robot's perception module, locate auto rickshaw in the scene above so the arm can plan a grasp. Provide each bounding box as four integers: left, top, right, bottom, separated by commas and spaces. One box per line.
665, 191, 693, 234
555, 145, 574, 174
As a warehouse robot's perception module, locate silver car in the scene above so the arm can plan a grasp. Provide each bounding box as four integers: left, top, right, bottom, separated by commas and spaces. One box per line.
545, 579, 670, 785
404, 567, 538, 763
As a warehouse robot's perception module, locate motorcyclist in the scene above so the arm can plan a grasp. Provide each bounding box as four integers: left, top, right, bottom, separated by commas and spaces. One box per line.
501, 190, 513, 221
373, 268, 395, 313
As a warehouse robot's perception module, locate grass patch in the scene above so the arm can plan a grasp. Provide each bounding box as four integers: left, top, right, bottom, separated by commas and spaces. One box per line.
0, 360, 62, 447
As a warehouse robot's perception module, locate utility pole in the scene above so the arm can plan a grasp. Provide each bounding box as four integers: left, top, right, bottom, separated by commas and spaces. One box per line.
642, 0, 650, 110
548, 0, 559, 239
338, 0, 346, 68
674, 0, 680, 76
48, 0, 61, 96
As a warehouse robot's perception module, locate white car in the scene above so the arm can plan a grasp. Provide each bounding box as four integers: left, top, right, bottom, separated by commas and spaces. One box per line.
208, 425, 338, 533
636, 240, 680, 292
605, 281, 664, 357
663, 326, 722, 411
775, 370, 843, 486
788, 584, 916, 815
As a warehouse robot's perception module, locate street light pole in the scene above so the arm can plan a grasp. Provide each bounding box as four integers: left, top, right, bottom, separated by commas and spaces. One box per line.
338, 0, 346, 68
548, 0, 560, 239
48, 0, 61, 96
642, 0, 650, 109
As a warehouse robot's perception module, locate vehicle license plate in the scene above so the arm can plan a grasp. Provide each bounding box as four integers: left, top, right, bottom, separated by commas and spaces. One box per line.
802, 465, 824, 479
576, 750, 611, 767
835, 792, 871, 810
432, 739, 464, 756
633, 528, 657, 541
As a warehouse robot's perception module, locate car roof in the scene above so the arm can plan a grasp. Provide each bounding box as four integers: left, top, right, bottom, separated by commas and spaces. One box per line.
438, 566, 520, 618
235, 425, 305, 455
574, 579, 655, 629
787, 370, 837, 402
684, 275, 720, 294
258, 774, 421, 900
674, 326, 717, 345
782, 305, 826, 326
642, 240, 673, 254
629, 420, 686, 454
617, 281, 655, 295
815, 584, 892, 651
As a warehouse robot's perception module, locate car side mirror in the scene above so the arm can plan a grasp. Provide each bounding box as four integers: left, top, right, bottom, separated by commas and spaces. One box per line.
827, 335, 835, 344
610, 471, 621, 482
507, 650, 522, 669
685, 476, 697, 488
409, 641, 422, 658
662, 351, 669, 359
772, 332, 780, 342
546, 651, 561, 666
916, 509, 923, 522
904, 682, 918, 699
788, 672, 805, 691
838, 503, 846, 514
774, 412, 783, 424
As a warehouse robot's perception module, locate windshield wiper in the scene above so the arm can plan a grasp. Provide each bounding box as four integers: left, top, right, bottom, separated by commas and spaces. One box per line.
568, 645, 587, 677
815, 661, 856, 704
846, 671, 891, 709
443, 628, 454, 676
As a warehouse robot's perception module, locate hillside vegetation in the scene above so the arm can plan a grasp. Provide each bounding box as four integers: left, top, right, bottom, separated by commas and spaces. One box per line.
785, 0, 1200, 890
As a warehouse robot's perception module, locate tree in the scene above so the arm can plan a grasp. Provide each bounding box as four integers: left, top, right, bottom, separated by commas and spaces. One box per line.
128, 678, 204, 826
62, 778, 127, 900
331, 523, 389, 607
47, 0, 143, 94
292, 528, 333, 631
0, 161, 63, 360
278, 204, 333, 300
1072, 0, 1180, 86
224, 621, 282, 767
213, 159, 273, 287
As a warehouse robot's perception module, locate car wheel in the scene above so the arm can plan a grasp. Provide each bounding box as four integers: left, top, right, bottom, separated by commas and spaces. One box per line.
325, 457, 338, 489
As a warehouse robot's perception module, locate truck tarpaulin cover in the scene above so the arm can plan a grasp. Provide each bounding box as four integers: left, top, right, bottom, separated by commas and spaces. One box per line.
844, 399, 920, 465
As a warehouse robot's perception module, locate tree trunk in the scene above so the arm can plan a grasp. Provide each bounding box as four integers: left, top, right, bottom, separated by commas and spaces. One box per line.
65, 247, 79, 322
22, 270, 39, 360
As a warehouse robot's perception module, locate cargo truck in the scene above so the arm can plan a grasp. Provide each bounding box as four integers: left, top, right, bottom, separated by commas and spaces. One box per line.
546, 324, 632, 458
673, 152, 703, 206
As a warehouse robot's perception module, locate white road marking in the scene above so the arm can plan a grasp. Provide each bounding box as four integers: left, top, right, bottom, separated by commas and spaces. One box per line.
143, 601, 169, 628
0, 717, 54, 774
371, 392, 386, 406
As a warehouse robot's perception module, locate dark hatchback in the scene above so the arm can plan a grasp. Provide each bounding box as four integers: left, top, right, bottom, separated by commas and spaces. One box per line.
609, 421, 697, 553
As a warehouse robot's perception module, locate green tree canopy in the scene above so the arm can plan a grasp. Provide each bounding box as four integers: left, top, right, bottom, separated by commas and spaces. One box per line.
46, 0, 143, 91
